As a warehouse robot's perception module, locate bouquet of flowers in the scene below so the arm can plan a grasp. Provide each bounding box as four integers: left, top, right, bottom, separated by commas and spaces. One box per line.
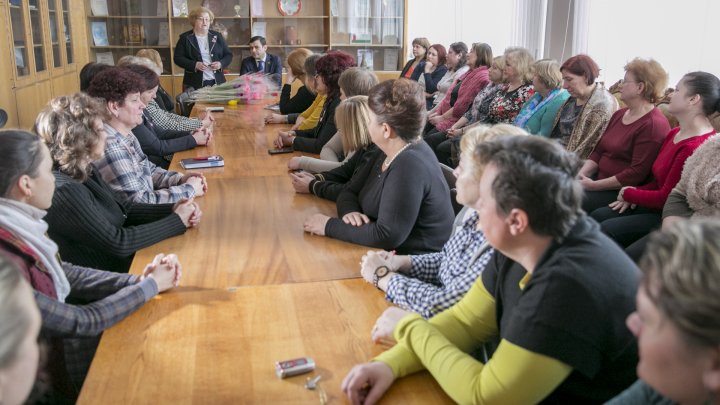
188, 73, 280, 104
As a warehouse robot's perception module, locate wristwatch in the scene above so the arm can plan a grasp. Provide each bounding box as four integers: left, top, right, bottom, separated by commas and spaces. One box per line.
373, 265, 390, 289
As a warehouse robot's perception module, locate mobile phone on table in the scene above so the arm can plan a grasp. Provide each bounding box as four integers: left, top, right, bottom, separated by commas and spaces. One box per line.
206, 106, 225, 112
268, 147, 293, 155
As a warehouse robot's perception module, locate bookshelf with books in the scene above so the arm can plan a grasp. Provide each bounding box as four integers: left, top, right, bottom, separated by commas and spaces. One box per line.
85, 0, 407, 97
2, 0, 82, 129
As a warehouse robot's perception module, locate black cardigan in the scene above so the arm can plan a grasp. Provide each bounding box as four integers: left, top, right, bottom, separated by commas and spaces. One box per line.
325, 141, 454, 254
293, 94, 340, 154
132, 111, 197, 169
309, 144, 380, 202
45, 170, 187, 273
279, 83, 316, 115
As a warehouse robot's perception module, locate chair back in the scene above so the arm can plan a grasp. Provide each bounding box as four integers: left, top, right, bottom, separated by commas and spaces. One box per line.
439, 163, 463, 215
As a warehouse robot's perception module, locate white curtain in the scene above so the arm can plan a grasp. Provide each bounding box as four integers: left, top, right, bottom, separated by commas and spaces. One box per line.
511, 0, 548, 59
571, 0, 590, 55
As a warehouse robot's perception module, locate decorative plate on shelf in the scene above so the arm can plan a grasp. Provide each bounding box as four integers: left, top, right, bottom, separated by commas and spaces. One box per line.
278, 0, 301, 16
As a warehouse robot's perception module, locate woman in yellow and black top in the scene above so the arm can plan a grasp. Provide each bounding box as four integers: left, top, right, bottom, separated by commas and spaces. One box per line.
342, 135, 640, 404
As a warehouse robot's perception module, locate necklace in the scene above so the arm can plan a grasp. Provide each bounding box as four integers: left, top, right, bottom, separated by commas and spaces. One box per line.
383, 142, 411, 168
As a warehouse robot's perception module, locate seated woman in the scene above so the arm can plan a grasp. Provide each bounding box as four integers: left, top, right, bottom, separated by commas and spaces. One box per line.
36, 92, 200, 273
279, 48, 316, 114
122, 63, 211, 169
0, 258, 41, 405
135, 49, 172, 110
342, 135, 639, 404
274, 51, 356, 153
442, 55, 505, 152
429, 42, 469, 110
133, 51, 215, 132
418, 44, 448, 109
87, 67, 207, 204
425, 43, 492, 136
591, 71, 719, 248
606, 220, 720, 404
549, 54, 617, 159
579, 58, 670, 213
265, 54, 324, 130
514, 58, 570, 136
399, 37, 430, 81
79, 62, 111, 92
0, 130, 181, 401
626, 133, 720, 262
289, 96, 378, 202
359, 125, 529, 345
437, 48, 536, 166
303, 79, 454, 254
288, 67, 379, 173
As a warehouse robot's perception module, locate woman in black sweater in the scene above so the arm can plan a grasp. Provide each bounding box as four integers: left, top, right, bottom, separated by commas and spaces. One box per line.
35, 93, 201, 273
273, 51, 356, 154
303, 79, 455, 254
279, 48, 316, 114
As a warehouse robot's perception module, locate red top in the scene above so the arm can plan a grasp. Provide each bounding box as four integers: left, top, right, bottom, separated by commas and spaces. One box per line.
403, 63, 416, 79
0, 227, 58, 299
623, 127, 715, 210
589, 107, 669, 185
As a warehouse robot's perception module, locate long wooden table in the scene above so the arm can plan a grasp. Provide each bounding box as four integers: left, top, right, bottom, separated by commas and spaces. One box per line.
77, 102, 453, 404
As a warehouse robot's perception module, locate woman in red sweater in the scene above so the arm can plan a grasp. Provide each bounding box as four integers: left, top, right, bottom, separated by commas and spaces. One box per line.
580, 58, 670, 213
591, 71, 720, 247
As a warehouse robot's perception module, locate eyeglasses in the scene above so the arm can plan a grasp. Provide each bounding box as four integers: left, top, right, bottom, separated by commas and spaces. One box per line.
620, 79, 640, 86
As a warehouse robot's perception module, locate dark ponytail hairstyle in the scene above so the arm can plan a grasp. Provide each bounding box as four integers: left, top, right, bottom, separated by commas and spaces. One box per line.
682, 71, 720, 116
0, 130, 44, 198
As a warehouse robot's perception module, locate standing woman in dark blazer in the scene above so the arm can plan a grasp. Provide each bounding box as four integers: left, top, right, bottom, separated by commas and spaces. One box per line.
399, 37, 430, 81
173, 7, 232, 90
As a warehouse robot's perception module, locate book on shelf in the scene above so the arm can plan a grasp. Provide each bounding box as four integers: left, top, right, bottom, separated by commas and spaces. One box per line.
350, 33, 372, 44
172, 0, 188, 17
158, 23, 169, 46
252, 22, 267, 39
90, 0, 108, 16
91, 22, 109, 46
157, 0, 168, 16
96, 51, 114, 65
357, 49, 373, 69
383, 48, 399, 71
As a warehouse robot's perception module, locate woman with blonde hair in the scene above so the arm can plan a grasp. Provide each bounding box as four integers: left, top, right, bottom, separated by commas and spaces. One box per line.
514, 59, 570, 136
289, 96, 377, 201
173, 6, 233, 90
399, 37, 431, 81
280, 48, 316, 114
0, 257, 41, 405
607, 219, 720, 404
36, 92, 199, 273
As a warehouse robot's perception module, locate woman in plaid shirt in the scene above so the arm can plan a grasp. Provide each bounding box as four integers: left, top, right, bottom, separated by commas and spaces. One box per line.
360, 124, 529, 345
87, 67, 208, 204
0, 130, 182, 402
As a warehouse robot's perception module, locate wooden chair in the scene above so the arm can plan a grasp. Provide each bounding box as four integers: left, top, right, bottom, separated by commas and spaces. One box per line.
176, 87, 195, 117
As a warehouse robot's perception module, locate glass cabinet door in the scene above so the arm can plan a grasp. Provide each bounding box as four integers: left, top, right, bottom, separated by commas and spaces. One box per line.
28, 0, 47, 73
61, 0, 74, 65
48, 0, 61, 68
9, 0, 30, 77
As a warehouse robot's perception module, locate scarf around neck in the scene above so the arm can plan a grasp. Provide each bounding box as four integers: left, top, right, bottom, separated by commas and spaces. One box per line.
0, 197, 71, 301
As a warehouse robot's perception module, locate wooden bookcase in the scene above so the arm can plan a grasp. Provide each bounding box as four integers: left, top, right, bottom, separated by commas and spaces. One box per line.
85, 0, 407, 97
1, 0, 84, 129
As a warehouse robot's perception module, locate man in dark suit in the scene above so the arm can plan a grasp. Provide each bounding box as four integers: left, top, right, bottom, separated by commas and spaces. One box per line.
173, 8, 233, 91
239, 36, 282, 85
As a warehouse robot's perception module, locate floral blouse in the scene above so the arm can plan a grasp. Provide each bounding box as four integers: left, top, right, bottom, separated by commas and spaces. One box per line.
484, 83, 535, 124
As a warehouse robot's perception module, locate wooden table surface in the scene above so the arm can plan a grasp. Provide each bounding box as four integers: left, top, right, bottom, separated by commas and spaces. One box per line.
77, 102, 453, 404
